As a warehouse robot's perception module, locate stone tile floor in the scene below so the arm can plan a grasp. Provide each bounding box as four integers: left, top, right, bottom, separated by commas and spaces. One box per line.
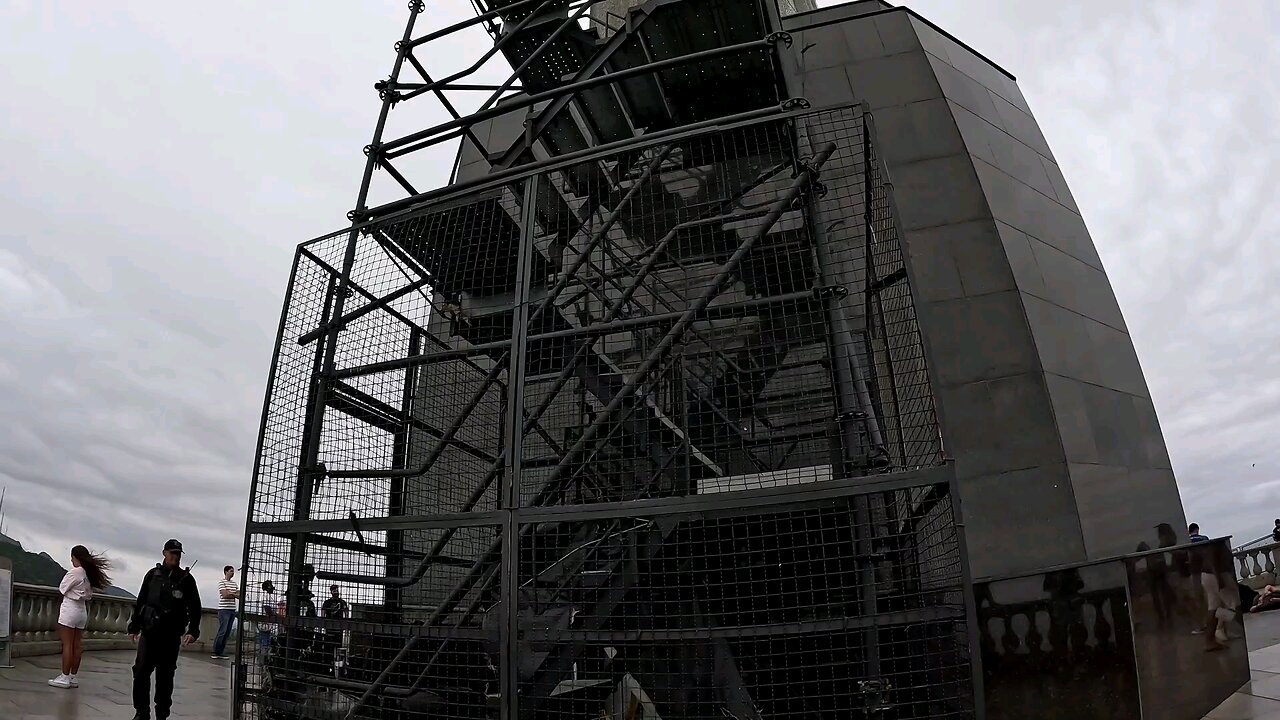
5, 617, 1280, 719
0, 650, 229, 719
1201, 613, 1280, 719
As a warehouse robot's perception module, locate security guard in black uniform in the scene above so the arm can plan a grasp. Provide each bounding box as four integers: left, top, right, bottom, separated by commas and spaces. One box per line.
127, 539, 202, 720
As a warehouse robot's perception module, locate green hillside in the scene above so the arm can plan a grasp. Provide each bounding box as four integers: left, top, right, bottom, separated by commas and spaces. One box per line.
0, 534, 135, 599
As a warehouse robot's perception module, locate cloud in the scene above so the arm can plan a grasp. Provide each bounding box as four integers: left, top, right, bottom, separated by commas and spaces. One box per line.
0, 0, 1275, 608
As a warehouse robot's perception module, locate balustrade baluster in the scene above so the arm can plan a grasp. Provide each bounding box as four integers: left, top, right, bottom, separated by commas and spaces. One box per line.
999, 613, 1018, 656
1094, 597, 1113, 649
1024, 610, 1044, 656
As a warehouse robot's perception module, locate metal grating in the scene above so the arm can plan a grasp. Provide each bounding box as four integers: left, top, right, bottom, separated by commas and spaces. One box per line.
237, 104, 970, 720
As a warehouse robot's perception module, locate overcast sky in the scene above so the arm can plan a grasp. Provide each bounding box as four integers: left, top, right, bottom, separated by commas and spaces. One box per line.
0, 0, 1277, 603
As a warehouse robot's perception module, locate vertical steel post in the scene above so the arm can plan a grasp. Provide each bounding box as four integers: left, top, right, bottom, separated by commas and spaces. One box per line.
236, 249, 302, 717
289, 0, 423, 669
795, 116, 883, 683
502, 176, 540, 719
388, 327, 422, 611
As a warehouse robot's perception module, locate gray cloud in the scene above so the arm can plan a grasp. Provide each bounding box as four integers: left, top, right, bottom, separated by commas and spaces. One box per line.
0, 0, 1276, 604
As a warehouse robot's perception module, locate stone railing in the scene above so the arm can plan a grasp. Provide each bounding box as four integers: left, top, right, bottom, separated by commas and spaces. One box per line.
9, 582, 224, 658
1235, 541, 1280, 590
975, 537, 1248, 719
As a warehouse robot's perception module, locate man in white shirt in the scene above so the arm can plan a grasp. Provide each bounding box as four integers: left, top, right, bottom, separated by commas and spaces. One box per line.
211, 566, 239, 660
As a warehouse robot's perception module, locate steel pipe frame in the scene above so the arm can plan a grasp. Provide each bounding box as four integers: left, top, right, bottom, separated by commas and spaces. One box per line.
553, 157, 792, 307
359, 0, 624, 224
258, 104, 872, 718
325, 142, 827, 521
379, 37, 774, 158
529, 161, 800, 474
249, 462, 955, 537
331, 157, 814, 380
294, 244, 497, 388
395, 0, 557, 103
365, 103, 787, 220
391, 350, 698, 704
862, 108, 982, 717
335, 142, 836, 717
327, 287, 817, 380
326, 144, 676, 482
276, 3, 426, 702
400, 0, 593, 131
314, 154, 696, 691
326, 147, 747, 584
487, 2, 658, 169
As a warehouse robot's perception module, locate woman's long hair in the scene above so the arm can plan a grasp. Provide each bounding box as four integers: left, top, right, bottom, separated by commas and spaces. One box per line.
71, 545, 112, 590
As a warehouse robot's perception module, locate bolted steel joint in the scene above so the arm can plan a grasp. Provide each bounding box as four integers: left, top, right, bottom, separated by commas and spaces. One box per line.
409, 0, 425, 11
767, 31, 794, 48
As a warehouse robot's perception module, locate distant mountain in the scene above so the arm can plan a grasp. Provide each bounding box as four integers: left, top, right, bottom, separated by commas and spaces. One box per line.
0, 538, 135, 599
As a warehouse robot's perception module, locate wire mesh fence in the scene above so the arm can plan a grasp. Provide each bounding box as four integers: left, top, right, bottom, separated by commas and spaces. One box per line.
238, 103, 969, 719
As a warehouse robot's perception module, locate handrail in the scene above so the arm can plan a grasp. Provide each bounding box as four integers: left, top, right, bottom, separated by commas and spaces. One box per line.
974, 536, 1235, 585
1234, 533, 1275, 552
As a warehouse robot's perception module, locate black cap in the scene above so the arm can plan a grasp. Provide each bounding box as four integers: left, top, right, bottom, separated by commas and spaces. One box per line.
164, 539, 183, 554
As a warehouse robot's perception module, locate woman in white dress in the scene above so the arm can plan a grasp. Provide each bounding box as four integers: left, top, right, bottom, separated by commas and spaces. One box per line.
48, 545, 112, 689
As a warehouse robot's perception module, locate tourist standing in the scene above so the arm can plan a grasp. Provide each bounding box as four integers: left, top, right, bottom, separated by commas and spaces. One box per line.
1271, 519, 1280, 543
321, 585, 349, 666
212, 565, 239, 660
127, 539, 202, 720
258, 580, 279, 663
48, 545, 112, 689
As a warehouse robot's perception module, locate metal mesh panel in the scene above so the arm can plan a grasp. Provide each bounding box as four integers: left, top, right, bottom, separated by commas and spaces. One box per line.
239, 105, 968, 720
516, 486, 971, 719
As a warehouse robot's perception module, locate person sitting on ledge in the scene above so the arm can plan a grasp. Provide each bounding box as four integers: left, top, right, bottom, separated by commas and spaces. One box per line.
1251, 585, 1280, 613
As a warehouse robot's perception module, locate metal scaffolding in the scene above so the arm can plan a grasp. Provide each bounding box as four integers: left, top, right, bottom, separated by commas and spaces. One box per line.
237, 2, 977, 718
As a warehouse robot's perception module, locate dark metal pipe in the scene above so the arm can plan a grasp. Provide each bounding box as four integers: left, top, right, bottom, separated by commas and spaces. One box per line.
381, 37, 774, 153
297, 276, 431, 345
405, 0, 590, 110
330, 287, 818, 383
413, 144, 835, 625
526, 143, 837, 505
407, 0, 598, 48
369, 103, 784, 217
400, 0, 556, 99
328, 146, 675, 486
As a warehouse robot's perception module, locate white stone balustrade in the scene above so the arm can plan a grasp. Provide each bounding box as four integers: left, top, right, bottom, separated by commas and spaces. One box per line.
8, 582, 223, 658
1235, 542, 1280, 590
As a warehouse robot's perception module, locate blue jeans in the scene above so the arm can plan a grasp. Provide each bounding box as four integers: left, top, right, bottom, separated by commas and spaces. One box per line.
213, 609, 236, 656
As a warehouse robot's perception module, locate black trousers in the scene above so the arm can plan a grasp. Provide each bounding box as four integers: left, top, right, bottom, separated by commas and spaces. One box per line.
133, 633, 181, 718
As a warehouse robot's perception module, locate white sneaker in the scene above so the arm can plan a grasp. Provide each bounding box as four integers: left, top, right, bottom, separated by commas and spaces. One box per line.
68, 675, 78, 688
48, 674, 72, 688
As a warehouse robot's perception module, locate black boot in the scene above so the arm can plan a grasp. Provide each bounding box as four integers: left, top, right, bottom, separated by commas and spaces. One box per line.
130, 713, 150, 720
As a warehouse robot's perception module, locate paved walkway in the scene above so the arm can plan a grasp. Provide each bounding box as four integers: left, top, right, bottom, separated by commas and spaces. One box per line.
0, 650, 230, 720
4, 616, 1280, 719
1204, 612, 1280, 719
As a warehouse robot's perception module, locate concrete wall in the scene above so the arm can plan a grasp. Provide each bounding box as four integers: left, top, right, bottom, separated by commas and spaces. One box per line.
778, 6, 1187, 577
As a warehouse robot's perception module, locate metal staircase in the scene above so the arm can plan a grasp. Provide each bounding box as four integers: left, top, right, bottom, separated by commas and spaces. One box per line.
237, 2, 975, 719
